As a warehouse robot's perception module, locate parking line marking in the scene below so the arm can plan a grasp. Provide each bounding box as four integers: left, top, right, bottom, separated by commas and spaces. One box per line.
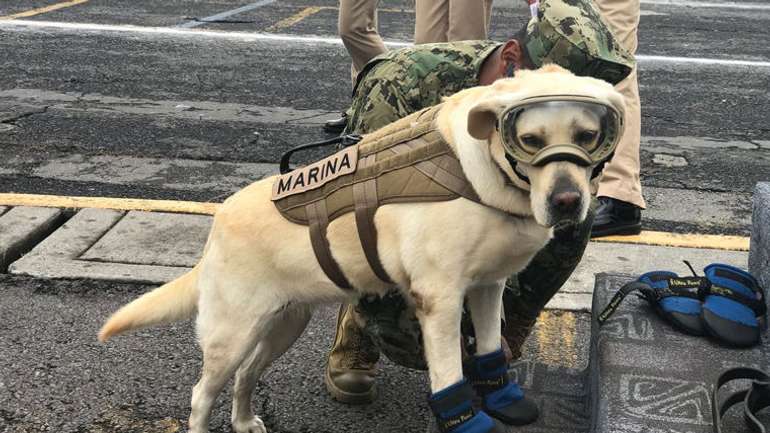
0, 0, 90, 20
178, 0, 277, 28
265, 6, 323, 32
3, 19, 770, 68
0, 193, 751, 251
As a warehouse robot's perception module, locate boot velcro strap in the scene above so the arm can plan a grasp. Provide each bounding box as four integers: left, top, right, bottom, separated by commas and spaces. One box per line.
469, 373, 509, 395
474, 353, 507, 373
466, 350, 510, 395
429, 381, 477, 433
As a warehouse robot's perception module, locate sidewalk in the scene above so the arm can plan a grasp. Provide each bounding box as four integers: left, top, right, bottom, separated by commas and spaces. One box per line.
0, 196, 750, 311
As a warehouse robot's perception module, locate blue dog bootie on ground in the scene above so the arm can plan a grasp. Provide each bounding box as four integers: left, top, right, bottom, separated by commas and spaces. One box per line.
428, 379, 508, 433
598, 270, 707, 336
702, 263, 767, 347
464, 349, 539, 426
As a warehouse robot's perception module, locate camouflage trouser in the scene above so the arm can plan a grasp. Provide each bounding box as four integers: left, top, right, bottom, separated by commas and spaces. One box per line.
355, 206, 595, 371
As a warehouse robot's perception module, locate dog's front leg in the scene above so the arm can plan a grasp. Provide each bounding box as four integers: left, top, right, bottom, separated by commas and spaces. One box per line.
464, 282, 539, 427
414, 284, 465, 392
416, 281, 503, 433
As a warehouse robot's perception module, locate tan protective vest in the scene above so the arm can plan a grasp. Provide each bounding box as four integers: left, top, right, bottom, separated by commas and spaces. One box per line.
271, 104, 482, 290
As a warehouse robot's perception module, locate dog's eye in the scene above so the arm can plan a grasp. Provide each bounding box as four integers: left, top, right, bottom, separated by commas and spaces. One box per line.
519, 134, 544, 149
575, 130, 598, 146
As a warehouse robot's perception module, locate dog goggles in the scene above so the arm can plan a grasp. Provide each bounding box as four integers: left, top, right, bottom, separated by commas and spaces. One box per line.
497, 95, 624, 168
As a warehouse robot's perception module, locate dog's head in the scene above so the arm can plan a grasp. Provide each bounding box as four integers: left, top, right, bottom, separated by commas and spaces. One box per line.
462, 65, 626, 227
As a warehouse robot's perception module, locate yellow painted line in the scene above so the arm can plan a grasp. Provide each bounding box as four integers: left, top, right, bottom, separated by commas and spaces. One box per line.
0, 193, 751, 251
264, 6, 322, 32
0, 193, 219, 215
593, 230, 749, 252
0, 0, 90, 20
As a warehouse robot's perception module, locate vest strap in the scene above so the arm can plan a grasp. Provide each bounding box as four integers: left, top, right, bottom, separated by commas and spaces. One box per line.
354, 154, 394, 285
306, 200, 353, 290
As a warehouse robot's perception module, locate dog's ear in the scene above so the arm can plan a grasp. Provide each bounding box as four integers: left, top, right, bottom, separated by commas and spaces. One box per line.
467, 100, 499, 141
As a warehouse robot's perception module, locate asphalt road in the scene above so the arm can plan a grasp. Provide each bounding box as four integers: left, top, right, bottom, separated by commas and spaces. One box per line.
0, 1, 768, 432
0, 274, 590, 433
0, 0, 768, 234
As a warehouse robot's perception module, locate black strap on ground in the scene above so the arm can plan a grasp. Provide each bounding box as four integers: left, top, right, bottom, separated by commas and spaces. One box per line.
279, 134, 362, 174
713, 367, 770, 433
596, 281, 651, 325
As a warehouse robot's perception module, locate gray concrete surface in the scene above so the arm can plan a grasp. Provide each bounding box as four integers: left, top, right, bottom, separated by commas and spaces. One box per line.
0, 205, 64, 271
9, 208, 191, 283
80, 211, 211, 267
749, 182, 770, 291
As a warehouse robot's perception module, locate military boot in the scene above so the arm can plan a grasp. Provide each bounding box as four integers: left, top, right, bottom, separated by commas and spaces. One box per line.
325, 304, 380, 404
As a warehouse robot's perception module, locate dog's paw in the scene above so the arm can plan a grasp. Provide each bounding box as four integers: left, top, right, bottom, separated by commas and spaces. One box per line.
232, 416, 267, 433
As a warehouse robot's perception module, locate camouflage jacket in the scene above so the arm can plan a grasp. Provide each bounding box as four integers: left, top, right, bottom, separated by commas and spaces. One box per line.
345, 41, 500, 135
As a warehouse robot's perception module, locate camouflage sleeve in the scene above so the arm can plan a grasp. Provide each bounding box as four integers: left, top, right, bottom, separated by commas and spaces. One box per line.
345, 76, 416, 135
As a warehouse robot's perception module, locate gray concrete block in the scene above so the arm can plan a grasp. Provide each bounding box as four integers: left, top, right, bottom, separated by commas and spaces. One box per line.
749, 182, 770, 291
0, 206, 64, 271
9, 208, 211, 284
80, 211, 210, 267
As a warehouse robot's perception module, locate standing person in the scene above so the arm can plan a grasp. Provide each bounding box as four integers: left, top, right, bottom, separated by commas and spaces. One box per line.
324, 0, 388, 133
591, 0, 645, 237
414, 0, 495, 44
324, 0, 634, 423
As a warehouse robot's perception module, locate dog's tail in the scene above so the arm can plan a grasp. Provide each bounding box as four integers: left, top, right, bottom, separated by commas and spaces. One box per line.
98, 267, 199, 342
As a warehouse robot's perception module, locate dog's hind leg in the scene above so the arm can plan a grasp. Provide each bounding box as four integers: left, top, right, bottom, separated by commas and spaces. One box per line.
230, 305, 313, 433
188, 292, 287, 433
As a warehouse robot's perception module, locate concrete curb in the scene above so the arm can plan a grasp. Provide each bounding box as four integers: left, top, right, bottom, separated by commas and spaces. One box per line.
0, 206, 64, 271
9, 208, 209, 284
749, 182, 770, 292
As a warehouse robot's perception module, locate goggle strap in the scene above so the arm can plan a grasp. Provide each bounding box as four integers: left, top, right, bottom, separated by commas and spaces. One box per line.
505, 153, 531, 185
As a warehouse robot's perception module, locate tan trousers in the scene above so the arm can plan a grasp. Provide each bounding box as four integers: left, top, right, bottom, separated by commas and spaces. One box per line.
339, 0, 388, 83
414, 0, 495, 44
594, 0, 645, 208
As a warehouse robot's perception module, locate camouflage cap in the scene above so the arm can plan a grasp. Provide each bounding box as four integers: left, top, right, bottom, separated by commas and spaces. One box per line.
524, 0, 635, 85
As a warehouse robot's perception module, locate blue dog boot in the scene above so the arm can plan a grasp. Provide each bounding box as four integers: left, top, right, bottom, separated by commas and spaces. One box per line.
465, 349, 539, 426
428, 379, 507, 433
702, 264, 767, 347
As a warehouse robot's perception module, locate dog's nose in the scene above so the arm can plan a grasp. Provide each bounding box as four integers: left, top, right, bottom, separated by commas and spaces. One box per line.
550, 191, 581, 213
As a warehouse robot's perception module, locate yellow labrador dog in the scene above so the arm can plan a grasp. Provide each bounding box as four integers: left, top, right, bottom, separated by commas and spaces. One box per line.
99, 65, 624, 433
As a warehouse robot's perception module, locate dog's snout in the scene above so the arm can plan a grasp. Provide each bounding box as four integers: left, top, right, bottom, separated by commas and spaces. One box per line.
547, 176, 583, 220
551, 191, 581, 212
